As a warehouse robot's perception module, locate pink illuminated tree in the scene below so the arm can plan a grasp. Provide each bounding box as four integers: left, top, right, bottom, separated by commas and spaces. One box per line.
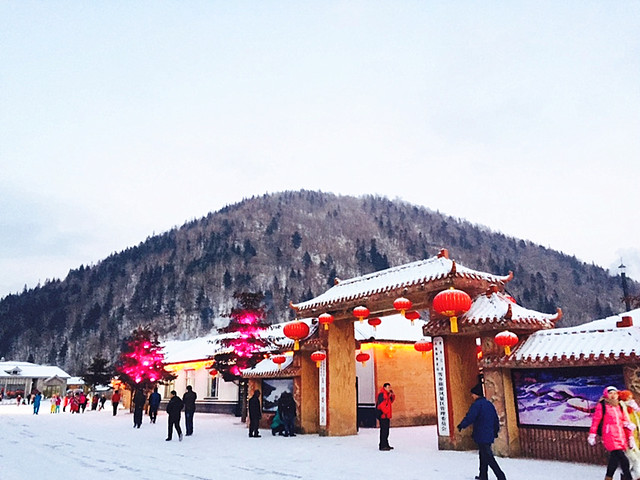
214, 292, 270, 382
115, 326, 175, 391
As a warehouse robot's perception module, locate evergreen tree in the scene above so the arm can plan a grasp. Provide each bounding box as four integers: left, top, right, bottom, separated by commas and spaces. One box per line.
114, 326, 175, 391
213, 292, 270, 382
81, 354, 113, 390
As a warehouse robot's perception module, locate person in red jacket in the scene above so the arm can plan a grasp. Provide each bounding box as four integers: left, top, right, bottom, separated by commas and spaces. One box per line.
588, 386, 635, 480
111, 390, 121, 416
376, 383, 395, 451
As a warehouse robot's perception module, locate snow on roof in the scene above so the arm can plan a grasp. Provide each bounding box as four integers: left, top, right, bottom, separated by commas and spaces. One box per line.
292, 254, 510, 312
162, 320, 318, 364
67, 377, 85, 385
162, 333, 224, 364
425, 290, 560, 335
242, 355, 295, 377
0, 361, 71, 379
505, 309, 640, 366
354, 313, 428, 342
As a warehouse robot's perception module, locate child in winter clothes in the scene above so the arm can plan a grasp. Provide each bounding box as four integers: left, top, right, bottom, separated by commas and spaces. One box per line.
618, 390, 640, 480
588, 386, 635, 480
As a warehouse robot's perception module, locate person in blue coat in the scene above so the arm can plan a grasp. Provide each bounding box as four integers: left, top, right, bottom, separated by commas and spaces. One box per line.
457, 383, 507, 480
148, 386, 161, 424
32, 391, 42, 415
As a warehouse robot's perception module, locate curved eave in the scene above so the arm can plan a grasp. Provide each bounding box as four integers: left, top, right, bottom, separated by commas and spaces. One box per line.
491, 351, 640, 368
291, 256, 511, 315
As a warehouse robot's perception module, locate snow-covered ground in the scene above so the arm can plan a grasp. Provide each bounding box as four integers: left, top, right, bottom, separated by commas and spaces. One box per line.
0, 404, 603, 479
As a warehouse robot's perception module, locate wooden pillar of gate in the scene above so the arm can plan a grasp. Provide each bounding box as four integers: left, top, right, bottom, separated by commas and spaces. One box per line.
319, 319, 357, 436
436, 334, 480, 451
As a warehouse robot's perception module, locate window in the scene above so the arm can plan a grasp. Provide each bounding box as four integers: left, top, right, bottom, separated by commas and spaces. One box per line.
185, 369, 195, 390
208, 375, 219, 399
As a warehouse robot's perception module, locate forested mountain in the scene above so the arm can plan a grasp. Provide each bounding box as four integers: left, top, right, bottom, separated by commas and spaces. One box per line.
0, 191, 631, 374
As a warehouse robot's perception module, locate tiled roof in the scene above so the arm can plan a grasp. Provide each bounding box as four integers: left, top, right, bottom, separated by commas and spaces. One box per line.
291, 254, 511, 313
499, 309, 640, 367
423, 290, 560, 335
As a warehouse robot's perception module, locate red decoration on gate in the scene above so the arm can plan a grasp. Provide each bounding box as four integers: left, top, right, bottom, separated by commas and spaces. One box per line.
393, 297, 412, 317
271, 355, 286, 369
432, 287, 472, 333
353, 306, 370, 323
356, 351, 370, 366
405, 310, 421, 326
494, 330, 518, 355
310, 350, 326, 368
368, 317, 382, 330
476, 344, 483, 360
209, 368, 218, 377
414, 338, 433, 358
283, 321, 310, 351
318, 313, 334, 330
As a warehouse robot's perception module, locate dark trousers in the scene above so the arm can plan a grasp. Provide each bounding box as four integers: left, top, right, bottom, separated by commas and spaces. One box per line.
133, 407, 143, 427
477, 443, 506, 480
379, 418, 390, 448
184, 411, 194, 435
249, 416, 260, 437
149, 406, 158, 423
112, 402, 118, 416
606, 450, 631, 478
167, 415, 182, 440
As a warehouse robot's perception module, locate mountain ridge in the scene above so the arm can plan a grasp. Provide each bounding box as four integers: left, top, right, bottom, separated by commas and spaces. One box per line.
0, 190, 629, 374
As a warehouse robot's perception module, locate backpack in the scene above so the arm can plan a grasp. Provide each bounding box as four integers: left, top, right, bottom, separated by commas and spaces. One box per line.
596, 399, 624, 436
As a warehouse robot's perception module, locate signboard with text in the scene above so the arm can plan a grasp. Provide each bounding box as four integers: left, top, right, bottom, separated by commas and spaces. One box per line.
433, 336, 450, 436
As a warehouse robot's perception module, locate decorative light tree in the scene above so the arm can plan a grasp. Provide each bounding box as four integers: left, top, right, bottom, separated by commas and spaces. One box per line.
115, 326, 175, 391
214, 292, 270, 382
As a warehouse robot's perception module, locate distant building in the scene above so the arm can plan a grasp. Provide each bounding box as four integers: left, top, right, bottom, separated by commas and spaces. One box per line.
0, 361, 71, 400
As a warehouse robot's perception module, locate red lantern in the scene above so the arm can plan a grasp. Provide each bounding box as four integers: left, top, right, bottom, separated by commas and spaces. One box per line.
393, 297, 412, 317
272, 355, 287, 369
209, 368, 218, 377
432, 287, 472, 333
368, 317, 382, 330
405, 310, 421, 326
414, 338, 433, 358
495, 330, 518, 355
310, 350, 326, 368
353, 306, 370, 323
318, 313, 334, 330
356, 351, 370, 366
283, 321, 310, 351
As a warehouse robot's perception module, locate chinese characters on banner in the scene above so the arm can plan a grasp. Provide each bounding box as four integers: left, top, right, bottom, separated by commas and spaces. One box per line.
433, 336, 450, 436
319, 359, 327, 426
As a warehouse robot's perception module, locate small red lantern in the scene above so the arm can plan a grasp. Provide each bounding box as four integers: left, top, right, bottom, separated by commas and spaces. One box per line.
356, 351, 370, 366
318, 313, 334, 330
414, 338, 433, 358
432, 287, 472, 333
353, 306, 370, 323
405, 310, 421, 326
476, 344, 483, 360
393, 297, 412, 317
368, 317, 382, 330
310, 350, 326, 368
272, 355, 287, 369
283, 321, 310, 351
209, 368, 218, 377
495, 330, 518, 355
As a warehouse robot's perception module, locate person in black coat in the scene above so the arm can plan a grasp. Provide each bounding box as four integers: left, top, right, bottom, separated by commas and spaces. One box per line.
148, 386, 161, 424
278, 392, 297, 437
165, 390, 183, 441
457, 383, 507, 480
248, 390, 262, 438
182, 385, 197, 436
133, 389, 146, 428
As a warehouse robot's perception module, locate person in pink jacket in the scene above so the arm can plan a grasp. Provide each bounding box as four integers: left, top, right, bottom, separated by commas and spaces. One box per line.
588, 386, 635, 480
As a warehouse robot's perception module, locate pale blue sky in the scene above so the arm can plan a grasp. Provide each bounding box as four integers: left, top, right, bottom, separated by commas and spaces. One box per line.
1, 1, 639, 297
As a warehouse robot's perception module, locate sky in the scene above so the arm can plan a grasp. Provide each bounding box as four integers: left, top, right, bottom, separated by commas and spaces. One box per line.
0, 404, 605, 479
1, 1, 639, 299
